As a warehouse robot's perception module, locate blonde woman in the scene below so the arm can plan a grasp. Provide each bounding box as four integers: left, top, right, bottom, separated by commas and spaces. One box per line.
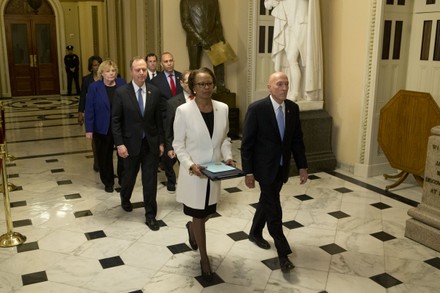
85, 60, 126, 192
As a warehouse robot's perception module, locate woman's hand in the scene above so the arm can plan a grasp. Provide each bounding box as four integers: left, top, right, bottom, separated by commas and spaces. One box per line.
224, 159, 236, 167
189, 164, 207, 177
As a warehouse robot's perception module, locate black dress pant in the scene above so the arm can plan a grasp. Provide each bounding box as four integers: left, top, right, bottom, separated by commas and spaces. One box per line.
250, 167, 292, 257
120, 138, 159, 219
161, 154, 176, 187
66, 70, 80, 95
93, 132, 115, 188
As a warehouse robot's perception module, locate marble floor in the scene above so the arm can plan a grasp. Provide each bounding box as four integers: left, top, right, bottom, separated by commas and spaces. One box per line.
0, 95, 439, 293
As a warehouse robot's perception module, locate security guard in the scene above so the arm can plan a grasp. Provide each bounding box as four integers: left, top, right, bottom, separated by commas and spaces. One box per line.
64, 45, 81, 95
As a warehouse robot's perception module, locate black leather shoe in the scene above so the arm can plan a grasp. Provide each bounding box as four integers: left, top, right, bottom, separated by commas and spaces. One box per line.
249, 235, 271, 249
167, 184, 176, 194
121, 200, 132, 212
146, 218, 160, 231
105, 186, 114, 193
279, 256, 295, 273
186, 221, 198, 250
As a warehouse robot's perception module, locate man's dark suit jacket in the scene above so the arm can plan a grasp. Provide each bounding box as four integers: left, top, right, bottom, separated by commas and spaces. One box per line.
78, 73, 95, 113
146, 70, 161, 84
241, 96, 308, 185
112, 82, 164, 157
165, 92, 186, 151
151, 70, 183, 100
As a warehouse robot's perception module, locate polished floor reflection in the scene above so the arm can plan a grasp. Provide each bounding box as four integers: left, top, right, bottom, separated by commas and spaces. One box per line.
0, 96, 439, 293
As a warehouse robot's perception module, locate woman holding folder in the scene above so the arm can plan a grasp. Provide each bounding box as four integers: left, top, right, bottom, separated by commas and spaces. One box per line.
173, 67, 234, 282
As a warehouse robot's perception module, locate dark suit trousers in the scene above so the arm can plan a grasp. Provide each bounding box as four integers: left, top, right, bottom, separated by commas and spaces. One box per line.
250, 167, 292, 257
66, 70, 80, 95
93, 132, 115, 188
161, 154, 176, 186
120, 138, 158, 219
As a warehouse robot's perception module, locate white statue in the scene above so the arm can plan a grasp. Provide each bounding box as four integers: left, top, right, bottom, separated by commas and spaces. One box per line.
265, 0, 323, 105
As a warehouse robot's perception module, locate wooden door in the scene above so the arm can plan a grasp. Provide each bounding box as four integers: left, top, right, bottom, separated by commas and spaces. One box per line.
5, 15, 59, 96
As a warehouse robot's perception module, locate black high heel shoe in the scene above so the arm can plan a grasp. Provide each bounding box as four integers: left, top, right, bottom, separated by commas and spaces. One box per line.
186, 221, 198, 250
200, 261, 213, 282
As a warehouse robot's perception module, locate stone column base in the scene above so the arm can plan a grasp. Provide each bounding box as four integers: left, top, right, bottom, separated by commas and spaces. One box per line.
405, 218, 440, 252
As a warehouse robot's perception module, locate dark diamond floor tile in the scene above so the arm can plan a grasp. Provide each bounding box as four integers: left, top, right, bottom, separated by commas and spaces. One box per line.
167, 243, 192, 254
224, 187, 242, 193
8, 173, 19, 178
132, 201, 144, 209
320, 243, 346, 255
250, 202, 258, 209
57, 180, 72, 185
13, 219, 32, 228
160, 181, 167, 186
11, 186, 23, 191
294, 194, 313, 201
308, 174, 320, 180
370, 231, 396, 242
85, 155, 94, 159
22, 271, 48, 286
10, 200, 27, 208
227, 231, 248, 241
334, 187, 353, 193
156, 219, 167, 228
262, 257, 281, 270
99, 256, 124, 269
17, 241, 39, 253
195, 272, 224, 287
371, 202, 391, 210
85, 230, 107, 240
74, 210, 93, 218
129, 290, 143, 293
115, 187, 121, 192
283, 220, 304, 229
46, 159, 58, 163
425, 257, 440, 270
210, 212, 221, 219
64, 193, 81, 200
6, 163, 16, 167
51, 168, 65, 173
328, 211, 350, 219
370, 273, 402, 288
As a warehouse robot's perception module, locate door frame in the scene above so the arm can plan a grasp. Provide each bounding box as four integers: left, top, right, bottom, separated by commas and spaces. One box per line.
0, 0, 66, 97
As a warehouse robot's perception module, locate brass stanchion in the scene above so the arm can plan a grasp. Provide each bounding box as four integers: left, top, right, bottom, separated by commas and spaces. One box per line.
0, 143, 26, 247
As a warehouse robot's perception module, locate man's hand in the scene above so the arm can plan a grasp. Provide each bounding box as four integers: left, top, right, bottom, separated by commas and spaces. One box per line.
299, 168, 308, 184
168, 150, 176, 159
159, 144, 164, 157
117, 145, 129, 158
245, 174, 255, 189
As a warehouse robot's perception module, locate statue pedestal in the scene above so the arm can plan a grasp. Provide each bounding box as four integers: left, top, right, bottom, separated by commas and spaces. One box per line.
405, 126, 440, 252
213, 91, 240, 139
290, 109, 336, 176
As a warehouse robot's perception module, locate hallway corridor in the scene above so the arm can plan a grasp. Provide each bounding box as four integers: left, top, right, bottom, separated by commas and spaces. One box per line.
0, 96, 438, 292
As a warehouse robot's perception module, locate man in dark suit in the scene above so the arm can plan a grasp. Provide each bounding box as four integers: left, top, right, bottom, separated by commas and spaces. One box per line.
145, 53, 160, 83
241, 71, 309, 273
165, 70, 192, 160
112, 56, 165, 231
152, 52, 183, 193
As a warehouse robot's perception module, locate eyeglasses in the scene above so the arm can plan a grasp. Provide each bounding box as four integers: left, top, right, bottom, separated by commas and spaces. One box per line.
195, 82, 214, 88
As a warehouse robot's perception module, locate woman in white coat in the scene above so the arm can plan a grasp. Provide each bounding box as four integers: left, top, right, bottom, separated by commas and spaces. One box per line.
173, 67, 234, 282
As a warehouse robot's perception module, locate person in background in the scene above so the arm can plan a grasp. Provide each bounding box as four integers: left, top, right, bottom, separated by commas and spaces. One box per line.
152, 52, 183, 194
173, 67, 234, 282
165, 69, 192, 162
78, 55, 103, 172
85, 59, 126, 193
145, 53, 160, 83
240, 71, 308, 273
64, 45, 81, 96
112, 56, 164, 231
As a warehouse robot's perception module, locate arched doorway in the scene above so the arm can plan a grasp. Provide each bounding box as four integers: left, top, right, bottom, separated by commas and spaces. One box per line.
4, 0, 59, 96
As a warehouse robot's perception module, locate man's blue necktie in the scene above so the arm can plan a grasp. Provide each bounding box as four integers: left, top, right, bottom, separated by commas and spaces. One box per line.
276, 105, 284, 140
138, 88, 144, 116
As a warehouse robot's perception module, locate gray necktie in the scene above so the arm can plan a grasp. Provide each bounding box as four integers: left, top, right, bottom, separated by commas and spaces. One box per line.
137, 88, 144, 116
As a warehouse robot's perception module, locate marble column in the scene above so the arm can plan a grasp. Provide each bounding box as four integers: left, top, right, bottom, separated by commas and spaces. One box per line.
405, 125, 440, 252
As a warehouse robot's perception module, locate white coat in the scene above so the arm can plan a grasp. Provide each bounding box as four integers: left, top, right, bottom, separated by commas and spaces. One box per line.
173, 99, 232, 209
